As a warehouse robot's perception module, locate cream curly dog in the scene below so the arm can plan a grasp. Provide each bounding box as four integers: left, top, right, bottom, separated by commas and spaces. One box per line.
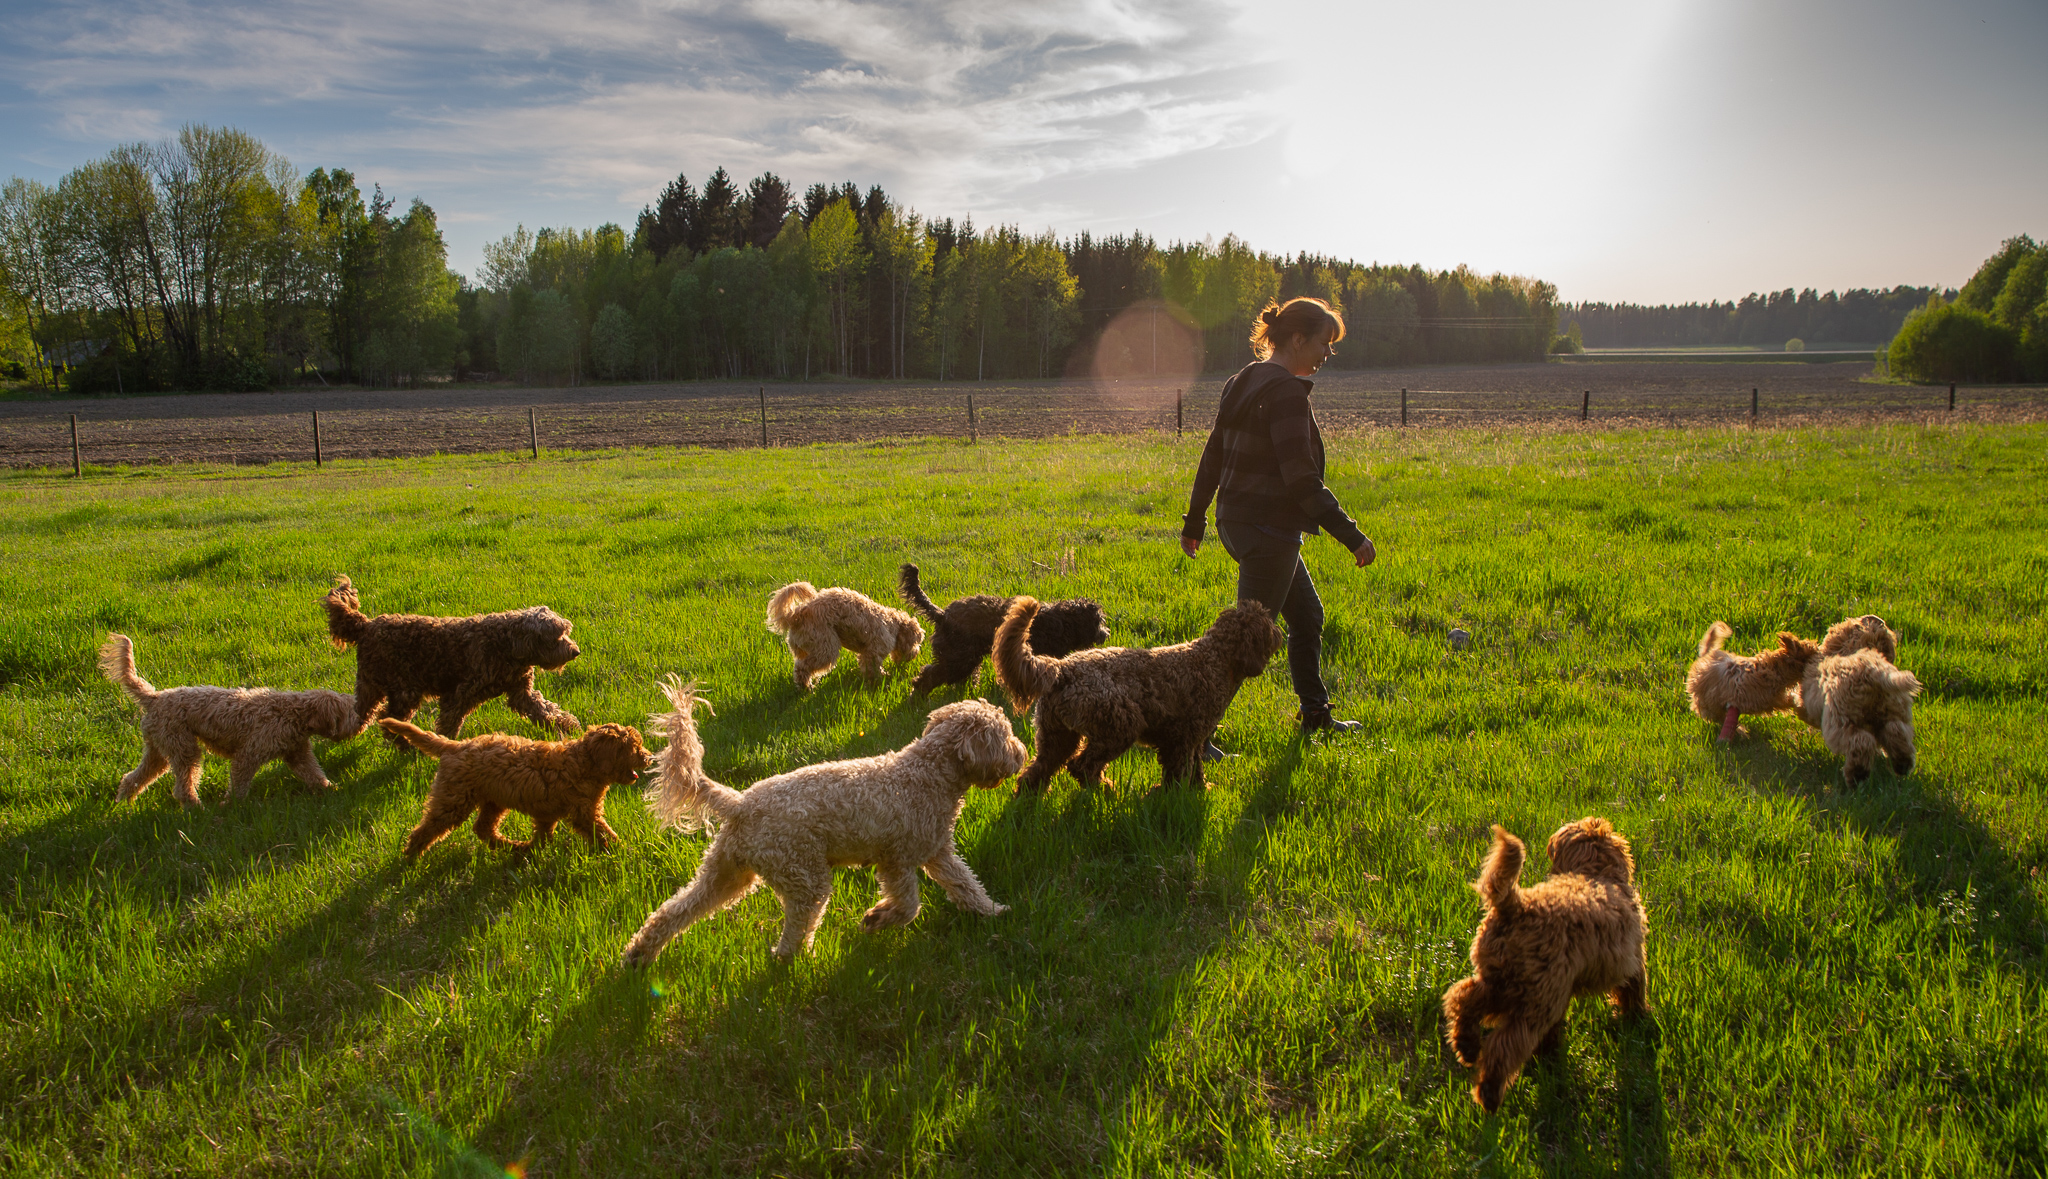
1442, 818, 1648, 1114
380, 718, 650, 857
1685, 621, 1820, 740
100, 633, 364, 807
766, 582, 924, 690
1794, 615, 1919, 786
622, 679, 1025, 964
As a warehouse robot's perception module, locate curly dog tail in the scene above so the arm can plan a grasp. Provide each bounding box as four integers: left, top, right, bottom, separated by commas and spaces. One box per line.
323, 575, 369, 650
993, 597, 1059, 714
98, 633, 157, 705
645, 676, 743, 832
897, 563, 944, 625
377, 717, 464, 757
764, 582, 817, 635
1697, 620, 1732, 659
1474, 825, 1524, 914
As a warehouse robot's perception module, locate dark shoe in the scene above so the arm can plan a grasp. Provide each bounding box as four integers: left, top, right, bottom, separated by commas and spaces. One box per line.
1300, 708, 1362, 737
1201, 740, 1232, 762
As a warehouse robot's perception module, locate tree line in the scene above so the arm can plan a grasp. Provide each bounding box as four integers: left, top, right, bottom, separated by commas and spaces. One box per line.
1558, 286, 1945, 351
1886, 235, 2048, 383
1, 127, 1563, 393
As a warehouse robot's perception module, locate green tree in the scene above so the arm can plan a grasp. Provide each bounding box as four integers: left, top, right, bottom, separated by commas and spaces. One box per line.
1888, 298, 2017, 383
589, 302, 636, 380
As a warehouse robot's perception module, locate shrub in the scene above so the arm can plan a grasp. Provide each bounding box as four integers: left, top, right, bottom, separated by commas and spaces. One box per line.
1785, 338, 1805, 352
1888, 300, 2018, 383
1550, 322, 1583, 354
2021, 306, 2048, 382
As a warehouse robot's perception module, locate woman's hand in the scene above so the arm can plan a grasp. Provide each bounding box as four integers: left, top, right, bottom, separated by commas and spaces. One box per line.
1180, 536, 1201, 557
1353, 538, 1376, 567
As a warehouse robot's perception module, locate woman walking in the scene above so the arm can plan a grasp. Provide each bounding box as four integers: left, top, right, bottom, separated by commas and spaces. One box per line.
1180, 296, 1375, 740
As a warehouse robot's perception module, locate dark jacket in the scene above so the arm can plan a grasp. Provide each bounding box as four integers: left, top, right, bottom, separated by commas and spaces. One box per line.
1181, 360, 1367, 551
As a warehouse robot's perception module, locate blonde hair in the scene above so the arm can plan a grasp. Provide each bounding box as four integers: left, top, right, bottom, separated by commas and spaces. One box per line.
1248, 297, 1345, 361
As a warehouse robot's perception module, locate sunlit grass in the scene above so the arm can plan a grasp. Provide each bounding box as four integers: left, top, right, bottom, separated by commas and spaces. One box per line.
1, 423, 2044, 1175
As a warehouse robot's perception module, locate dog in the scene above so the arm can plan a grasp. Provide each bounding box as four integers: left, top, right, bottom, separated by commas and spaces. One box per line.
993, 597, 1284, 791
897, 563, 1109, 696
99, 633, 364, 807
622, 679, 1025, 963
379, 718, 650, 857
1685, 621, 1820, 740
1793, 616, 1918, 786
765, 582, 924, 690
322, 575, 581, 741
1442, 818, 1648, 1114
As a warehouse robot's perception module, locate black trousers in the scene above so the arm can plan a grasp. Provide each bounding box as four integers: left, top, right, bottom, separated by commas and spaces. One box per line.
1215, 518, 1328, 716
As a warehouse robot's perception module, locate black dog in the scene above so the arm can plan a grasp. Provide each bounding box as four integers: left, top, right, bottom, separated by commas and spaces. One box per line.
898, 563, 1109, 696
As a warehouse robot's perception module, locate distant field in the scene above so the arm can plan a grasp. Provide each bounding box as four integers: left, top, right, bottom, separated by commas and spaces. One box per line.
3, 361, 2043, 468
2, 423, 2045, 1175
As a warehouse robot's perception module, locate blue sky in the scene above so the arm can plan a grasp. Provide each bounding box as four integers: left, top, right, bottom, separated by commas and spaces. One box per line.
3, 0, 2043, 302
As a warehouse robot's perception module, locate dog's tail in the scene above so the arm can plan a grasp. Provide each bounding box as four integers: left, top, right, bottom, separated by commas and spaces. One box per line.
323, 575, 369, 650
897, 563, 944, 625
97, 633, 157, 706
1474, 825, 1524, 914
993, 597, 1060, 714
764, 582, 817, 635
645, 676, 743, 832
376, 717, 464, 758
1697, 620, 1732, 660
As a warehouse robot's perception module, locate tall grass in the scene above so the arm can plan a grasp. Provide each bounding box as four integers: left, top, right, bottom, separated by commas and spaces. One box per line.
1, 423, 2044, 1176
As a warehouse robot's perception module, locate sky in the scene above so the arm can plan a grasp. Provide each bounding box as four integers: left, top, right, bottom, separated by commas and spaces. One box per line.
3, 0, 2044, 304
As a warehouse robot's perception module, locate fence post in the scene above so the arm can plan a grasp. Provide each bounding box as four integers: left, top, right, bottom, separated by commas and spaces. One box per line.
1751, 387, 1758, 421
759, 386, 768, 447
1581, 390, 1589, 422
1400, 388, 1407, 428
968, 392, 976, 444
70, 414, 80, 477
1176, 389, 1183, 437
313, 411, 322, 466
529, 407, 538, 459
1949, 383, 1956, 412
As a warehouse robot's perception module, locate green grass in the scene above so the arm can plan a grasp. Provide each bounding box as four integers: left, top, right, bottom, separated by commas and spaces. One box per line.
2, 424, 2044, 1176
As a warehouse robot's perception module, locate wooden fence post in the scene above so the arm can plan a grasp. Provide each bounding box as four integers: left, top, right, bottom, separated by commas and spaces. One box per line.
1176, 389, 1183, 437
1400, 388, 1407, 427
70, 414, 80, 477
968, 392, 977, 444
1949, 383, 1956, 412
759, 387, 768, 447
1581, 390, 1589, 422
529, 407, 538, 458
313, 411, 322, 467
1751, 387, 1759, 421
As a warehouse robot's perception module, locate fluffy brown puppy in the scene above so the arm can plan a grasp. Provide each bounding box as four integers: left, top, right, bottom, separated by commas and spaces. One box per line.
897, 563, 1110, 696
323, 575, 581, 741
766, 582, 924, 690
993, 597, 1284, 791
1793, 614, 1917, 786
380, 718, 649, 857
622, 680, 1026, 963
99, 634, 365, 807
1685, 621, 1820, 740
1442, 818, 1648, 1114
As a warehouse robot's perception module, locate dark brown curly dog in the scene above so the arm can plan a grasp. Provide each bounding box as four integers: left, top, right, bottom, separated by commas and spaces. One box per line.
380, 718, 650, 857
323, 575, 581, 742
1442, 818, 1648, 1114
993, 597, 1283, 790
898, 563, 1109, 696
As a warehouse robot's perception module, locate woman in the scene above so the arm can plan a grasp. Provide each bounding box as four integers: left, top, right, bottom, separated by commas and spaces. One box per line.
1180, 296, 1375, 739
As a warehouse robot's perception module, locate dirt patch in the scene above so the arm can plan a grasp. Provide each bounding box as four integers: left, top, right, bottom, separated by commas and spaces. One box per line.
2, 362, 2041, 469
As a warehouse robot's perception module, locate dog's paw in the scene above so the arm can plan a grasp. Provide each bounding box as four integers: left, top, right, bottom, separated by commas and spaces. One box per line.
861, 905, 914, 931
552, 713, 582, 734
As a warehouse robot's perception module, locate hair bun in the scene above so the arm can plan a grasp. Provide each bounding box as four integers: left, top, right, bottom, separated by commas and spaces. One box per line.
1259, 307, 1279, 325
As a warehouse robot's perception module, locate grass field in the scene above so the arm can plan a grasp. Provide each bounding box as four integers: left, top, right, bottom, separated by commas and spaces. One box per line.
2, 422, 2045, 1176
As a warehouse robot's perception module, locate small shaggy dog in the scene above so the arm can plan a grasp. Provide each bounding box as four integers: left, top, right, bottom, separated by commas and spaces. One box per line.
1442, 818, 1649, 1114
379, 718, 650, 857
1685, 621, 1820, 740
993, 597, 1284, 791
323, 575, 582, 740
621, 679, 1026, 963
1793, 616, 1919, 786
897, 563, 1110, 696
99, 633, 364, 807
765, 582, 924, 690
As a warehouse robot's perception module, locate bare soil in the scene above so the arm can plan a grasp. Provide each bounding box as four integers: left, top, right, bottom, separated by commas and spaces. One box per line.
3, 361, 2042, 469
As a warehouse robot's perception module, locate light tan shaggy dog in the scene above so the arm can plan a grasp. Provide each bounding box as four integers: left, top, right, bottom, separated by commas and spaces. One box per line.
1442, 818, 1648, 1114
1685, 621, 1821, 740
993, 597, 1284, 791
100, 634, 364, 807
622, 680, 1025, 964
765, 582, 925, 690
1793, 616, 1919, 786
379, 718, 650, 857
